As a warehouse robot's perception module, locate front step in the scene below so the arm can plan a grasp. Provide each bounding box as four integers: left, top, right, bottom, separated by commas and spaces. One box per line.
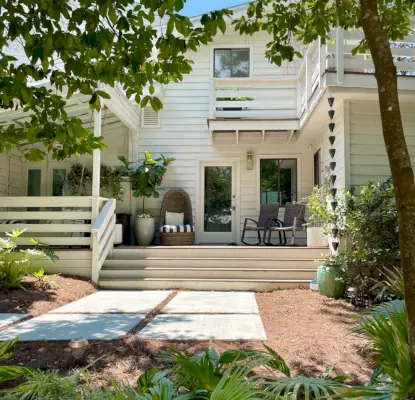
99, 267, 317, 280
109, 246, 328, 260
103, 258, 317, 270
99, 246, 327, 291
98, 278, 310, 291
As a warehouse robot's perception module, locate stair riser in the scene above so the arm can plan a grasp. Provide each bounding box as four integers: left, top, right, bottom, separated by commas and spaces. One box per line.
98, 280, 309, 291
110, 247, 328, 260
99, 268, 317, 280
103, 259, 318, 270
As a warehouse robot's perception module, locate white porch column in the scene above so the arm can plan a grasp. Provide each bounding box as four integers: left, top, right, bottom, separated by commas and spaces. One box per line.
128, 129, 139, 218
91, 107, 102, 222
336, 28, 344, 85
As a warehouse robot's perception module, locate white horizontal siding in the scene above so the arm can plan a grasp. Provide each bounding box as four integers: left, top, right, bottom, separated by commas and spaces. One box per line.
137, 26, 309, 244
349, 101, 415, 188
0, 151, 23, 197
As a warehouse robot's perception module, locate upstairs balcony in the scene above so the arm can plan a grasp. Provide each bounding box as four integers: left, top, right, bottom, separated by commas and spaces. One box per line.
207, 28, 415, 145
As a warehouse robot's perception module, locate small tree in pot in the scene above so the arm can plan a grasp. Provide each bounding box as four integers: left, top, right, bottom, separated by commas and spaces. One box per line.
302, 182, 331, 247
119, 152, 175, 245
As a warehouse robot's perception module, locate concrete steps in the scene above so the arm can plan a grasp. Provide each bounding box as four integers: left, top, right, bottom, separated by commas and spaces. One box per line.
98, 246, 328, 291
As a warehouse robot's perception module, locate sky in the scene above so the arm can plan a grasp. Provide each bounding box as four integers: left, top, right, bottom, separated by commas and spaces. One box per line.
181, 0, 247, 16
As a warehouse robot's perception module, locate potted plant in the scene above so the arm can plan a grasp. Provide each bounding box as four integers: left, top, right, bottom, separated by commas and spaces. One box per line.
317, 253, 347, 298
303, 183, 330, 247
119, 152, 175, 246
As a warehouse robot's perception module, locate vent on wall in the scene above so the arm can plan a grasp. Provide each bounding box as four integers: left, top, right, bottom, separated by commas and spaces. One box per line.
142, 107, 161, 128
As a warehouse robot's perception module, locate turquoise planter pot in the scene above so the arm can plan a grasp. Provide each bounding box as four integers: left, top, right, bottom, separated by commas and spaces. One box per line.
317, 264, 346, 299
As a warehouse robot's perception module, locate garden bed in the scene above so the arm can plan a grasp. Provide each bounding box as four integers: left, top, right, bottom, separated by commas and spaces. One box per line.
7, 289, 374, 387
0, 275, 96, 317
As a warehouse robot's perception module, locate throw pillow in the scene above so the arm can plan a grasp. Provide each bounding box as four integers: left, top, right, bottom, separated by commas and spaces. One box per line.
165, 211, 184, 225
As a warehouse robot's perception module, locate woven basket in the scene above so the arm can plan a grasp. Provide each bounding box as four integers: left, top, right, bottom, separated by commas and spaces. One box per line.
161, 231, 195, 246
160, 188, 195, 246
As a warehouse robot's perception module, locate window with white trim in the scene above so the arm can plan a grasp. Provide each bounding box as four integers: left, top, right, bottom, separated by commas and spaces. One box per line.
214, 48, 250, 78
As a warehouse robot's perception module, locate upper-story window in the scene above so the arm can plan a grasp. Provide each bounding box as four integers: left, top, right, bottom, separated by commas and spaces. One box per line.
214, 48, 250, 78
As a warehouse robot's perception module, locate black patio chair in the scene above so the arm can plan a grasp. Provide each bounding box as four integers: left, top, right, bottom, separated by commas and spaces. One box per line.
241, 204, 280, 245
265, 202, 306, 246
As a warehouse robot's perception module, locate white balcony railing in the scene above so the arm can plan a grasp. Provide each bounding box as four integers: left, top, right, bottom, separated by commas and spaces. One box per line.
297, 27, 415, 122
210, 77, 299, 120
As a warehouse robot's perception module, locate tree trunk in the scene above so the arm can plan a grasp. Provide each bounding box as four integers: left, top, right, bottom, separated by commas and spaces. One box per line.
360, 0, 415, 375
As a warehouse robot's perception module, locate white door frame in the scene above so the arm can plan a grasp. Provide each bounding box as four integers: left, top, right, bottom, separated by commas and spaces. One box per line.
196, 158, 241, 244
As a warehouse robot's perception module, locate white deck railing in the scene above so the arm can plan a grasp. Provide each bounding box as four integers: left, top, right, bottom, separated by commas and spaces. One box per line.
297, 27, 415, 124
210, 77, 298, 120
0, 196, 116, 284
326, 28, 415, 79
297, 39, 324, 121
91, 198, 116, 284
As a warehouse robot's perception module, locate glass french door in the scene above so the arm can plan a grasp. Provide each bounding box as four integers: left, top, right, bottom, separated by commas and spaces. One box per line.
199, 162, 237, 244
24, 162, 68, 197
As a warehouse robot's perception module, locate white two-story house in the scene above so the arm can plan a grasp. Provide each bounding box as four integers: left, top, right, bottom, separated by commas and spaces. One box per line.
0, 3, 414, 290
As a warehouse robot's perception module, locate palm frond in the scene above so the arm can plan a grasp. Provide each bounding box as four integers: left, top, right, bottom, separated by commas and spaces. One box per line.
371, 266, 404, 300
355, 300, 415, 398
210, 362, 261, 400
219, 345, 291, 376
331, 384, 393, 400
2, 369, 79, 399
265, 375, 347, 400
0, 337, 18, 363
161, 347, 222, 393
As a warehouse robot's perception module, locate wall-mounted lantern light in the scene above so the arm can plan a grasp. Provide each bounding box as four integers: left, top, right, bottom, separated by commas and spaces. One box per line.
246, 151, 254, 170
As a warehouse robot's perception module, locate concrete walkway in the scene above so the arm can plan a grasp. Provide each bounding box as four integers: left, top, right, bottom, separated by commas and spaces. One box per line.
0, 290, 266, 342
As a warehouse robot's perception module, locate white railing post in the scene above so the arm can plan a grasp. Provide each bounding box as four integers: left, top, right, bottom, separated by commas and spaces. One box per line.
336, 28, 344, 84
209, 78, 215, 119
91, 198, 116, 285
319, 37, 327, 87
296, 78, 302, 118
305, 48, 312, 111
91, 231, 100, 284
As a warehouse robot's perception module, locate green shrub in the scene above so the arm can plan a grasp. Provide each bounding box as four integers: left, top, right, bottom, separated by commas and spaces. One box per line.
0, 230, 57, 289
334, 178, 399, 301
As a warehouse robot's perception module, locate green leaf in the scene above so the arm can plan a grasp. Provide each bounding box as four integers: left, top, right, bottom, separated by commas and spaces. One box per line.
95, 90, 111, 99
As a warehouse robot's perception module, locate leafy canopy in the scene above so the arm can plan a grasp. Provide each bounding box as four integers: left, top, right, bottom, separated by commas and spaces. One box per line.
0, 0, 231, 161
234, 0, 414, 66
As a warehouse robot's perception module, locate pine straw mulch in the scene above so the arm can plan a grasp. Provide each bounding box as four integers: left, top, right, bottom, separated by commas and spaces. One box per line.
0, 275, 96, 317
7, 289, 374, 387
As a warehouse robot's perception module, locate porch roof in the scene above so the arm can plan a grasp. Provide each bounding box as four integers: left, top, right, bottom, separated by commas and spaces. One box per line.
0, 83, 140, 132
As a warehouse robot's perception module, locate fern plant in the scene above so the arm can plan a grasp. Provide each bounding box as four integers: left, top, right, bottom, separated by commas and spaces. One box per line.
0, 230, 57, 289
31, 268, 57, 291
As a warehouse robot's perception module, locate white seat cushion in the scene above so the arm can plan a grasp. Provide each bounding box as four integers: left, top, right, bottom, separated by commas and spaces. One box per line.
165, 211, 184, 225
161, 225, 195, 233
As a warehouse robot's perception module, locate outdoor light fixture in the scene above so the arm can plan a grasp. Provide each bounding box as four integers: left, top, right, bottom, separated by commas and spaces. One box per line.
68, 338, 89, 360
246, 151, 254, 170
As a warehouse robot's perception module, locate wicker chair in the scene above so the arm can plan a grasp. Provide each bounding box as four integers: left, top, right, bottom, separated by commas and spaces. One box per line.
265, 202, 306, 246
241, 204, 280, 245
159, 188, 195, 245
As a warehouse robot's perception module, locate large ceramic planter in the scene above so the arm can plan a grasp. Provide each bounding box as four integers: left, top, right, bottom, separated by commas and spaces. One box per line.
135, 217, 155, 246
114, 224, 123, 245
317, 264, 346, 298
307, 227, 328, 247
